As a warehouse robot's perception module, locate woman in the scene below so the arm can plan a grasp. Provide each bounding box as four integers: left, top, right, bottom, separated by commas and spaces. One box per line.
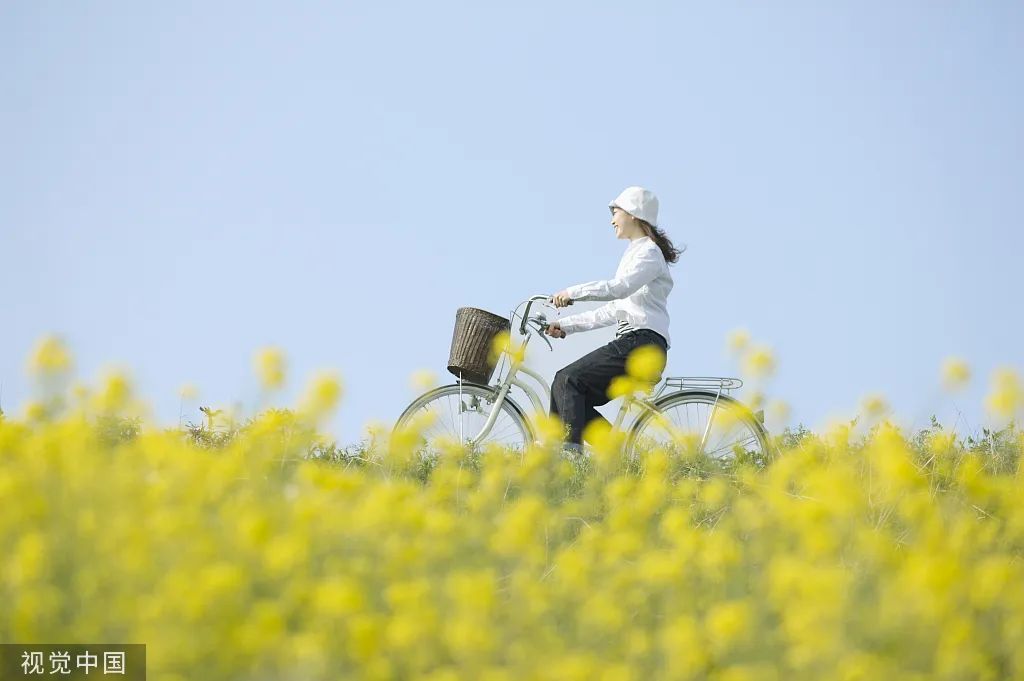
545, 186, 683, 450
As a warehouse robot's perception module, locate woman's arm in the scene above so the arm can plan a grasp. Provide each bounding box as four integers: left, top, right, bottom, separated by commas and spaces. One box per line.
557, 302, 618, 335
565, 246, 662, 302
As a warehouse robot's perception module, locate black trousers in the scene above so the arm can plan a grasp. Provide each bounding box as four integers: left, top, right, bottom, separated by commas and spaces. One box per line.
550, 328, 669, 445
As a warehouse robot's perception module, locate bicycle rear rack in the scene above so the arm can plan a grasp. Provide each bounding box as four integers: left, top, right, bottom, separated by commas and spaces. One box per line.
646, 376, 743, 405
662, 376, 743, 392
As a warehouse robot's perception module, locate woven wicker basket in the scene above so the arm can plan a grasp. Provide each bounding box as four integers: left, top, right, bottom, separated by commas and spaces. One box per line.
447, 307, 511, 384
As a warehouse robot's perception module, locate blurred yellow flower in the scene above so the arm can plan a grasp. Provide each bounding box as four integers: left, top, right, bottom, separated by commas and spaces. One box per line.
940, 357, 970, 391
23, 400, 48, 422
409, 369, 439, 392
444, 613, 496, 658
705, 600, 752, 649
490, 495, 546, 557
362, 419, 390, 447
606, 374, 638, 399
70, 382, 90, 403
178, 383, 199, 401
741, 345, 776, 379
93, 370, 133, 413
583, 419, 625, 467
747, 390, 765, 411
489, 331, 525, 364
626, 345, 666, 384
27, 335, 74, 377
254, 347, 287, 391
767, 398, 790, 424
299, 371, 343, 419
314, 576, 366, 616
700, 478, 731, 510
984, 367, 1022, 419
726, 328, 751, 355
661, 616, 708, 677
535, 412, 569, 446
445, 568, 497, 612
860, 393, 890, 419
11, 532, 48, 582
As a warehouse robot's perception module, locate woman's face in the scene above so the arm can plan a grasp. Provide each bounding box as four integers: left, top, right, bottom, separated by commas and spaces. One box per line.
611, 206, 644, 240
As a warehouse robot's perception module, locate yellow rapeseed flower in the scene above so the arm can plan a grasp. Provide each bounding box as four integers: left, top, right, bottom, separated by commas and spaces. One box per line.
984, 367, 1022, 419
766, 398, 790, 424
580, 592, 625, 634
27, 335, 74, 377
299, 371, 343, 419
409, 369, 439, 392
661, 616, 709, 677
747, 390, 765, 411
489, 330, 525, 364
490, 495, 546, 558
534, 412, 569, 447
700, 478, 731, 510
940, 357, 970, 391
726, 328, 751, 355
606, 374, 638, 399
626, 345, 666, 384
314, 576, 366, 616
254, 347, 287, 391
444, 568, 497, 613
860, 393, 890, 419
11, 532, 48, 583
93, 370, 133, 413
741, 345, 776, 380
346, 614, 383, 662
583, 418, 625, 468
705, 600, 753, 651
362, 419, 390, 450
444, 613, 496, 658
22, 400, 48, 422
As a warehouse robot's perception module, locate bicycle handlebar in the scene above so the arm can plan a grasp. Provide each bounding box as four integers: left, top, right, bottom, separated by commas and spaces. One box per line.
518, 295, 545, 335
518, 294, 568, 335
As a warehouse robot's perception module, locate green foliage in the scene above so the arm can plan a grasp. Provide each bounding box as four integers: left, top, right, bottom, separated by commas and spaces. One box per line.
95, 414, 141, 447
84, 409, 1023, 488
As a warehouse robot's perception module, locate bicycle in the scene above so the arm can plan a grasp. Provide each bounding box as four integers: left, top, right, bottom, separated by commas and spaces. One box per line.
394, 295, 772, 462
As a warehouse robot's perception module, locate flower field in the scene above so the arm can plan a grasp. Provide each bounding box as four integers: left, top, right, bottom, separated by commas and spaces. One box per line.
2, 340, 1024, 680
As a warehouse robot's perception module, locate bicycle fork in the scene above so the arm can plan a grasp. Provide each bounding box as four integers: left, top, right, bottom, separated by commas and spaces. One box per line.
462, 380, 514, 446
461, 359, 549, 446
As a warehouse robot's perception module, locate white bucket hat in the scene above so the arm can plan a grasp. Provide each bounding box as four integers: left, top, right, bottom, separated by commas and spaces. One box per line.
609, 186, 659, 227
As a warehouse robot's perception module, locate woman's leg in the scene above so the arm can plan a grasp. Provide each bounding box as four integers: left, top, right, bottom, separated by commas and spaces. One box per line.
549, 340, 631, 445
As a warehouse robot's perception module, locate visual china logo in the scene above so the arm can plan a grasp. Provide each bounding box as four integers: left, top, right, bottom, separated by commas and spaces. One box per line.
0, 645, 145, 680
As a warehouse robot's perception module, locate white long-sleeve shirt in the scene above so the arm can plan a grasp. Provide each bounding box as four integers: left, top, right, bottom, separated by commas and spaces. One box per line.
558, 236, 674, 348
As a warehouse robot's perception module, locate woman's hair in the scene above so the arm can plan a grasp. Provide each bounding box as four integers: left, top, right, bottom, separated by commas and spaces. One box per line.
637, 219, 685, 264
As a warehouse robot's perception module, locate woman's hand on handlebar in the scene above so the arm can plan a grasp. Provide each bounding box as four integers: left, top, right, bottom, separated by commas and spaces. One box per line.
551, 290, 573, 308
545, 323, 566, 339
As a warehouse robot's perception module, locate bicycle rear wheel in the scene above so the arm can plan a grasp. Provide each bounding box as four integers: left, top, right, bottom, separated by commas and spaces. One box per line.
393, 383, 533, 458
627, 391, 770, 463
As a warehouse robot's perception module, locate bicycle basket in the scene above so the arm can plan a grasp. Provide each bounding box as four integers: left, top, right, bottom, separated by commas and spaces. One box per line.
447, 307, 511, 384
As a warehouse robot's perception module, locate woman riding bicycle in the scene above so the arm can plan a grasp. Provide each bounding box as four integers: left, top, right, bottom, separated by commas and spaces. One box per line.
546, 186, 684, 451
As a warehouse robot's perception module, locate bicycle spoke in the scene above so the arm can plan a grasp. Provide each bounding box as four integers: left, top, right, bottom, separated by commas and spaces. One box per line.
397, 385, 530, 458
631, 393, 766, 462
442, 395, 458, 439
705, 434, 759, 458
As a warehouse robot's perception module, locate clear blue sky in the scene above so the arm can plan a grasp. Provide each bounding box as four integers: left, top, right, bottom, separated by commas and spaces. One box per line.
2, 2, 1021, 443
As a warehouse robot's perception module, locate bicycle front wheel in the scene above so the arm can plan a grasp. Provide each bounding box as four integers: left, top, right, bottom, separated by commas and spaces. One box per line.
393, 383, 533, 458
628, 391, 770, 463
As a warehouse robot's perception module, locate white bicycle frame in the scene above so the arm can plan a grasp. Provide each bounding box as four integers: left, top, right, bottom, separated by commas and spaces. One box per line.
465, 295, 665, 446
